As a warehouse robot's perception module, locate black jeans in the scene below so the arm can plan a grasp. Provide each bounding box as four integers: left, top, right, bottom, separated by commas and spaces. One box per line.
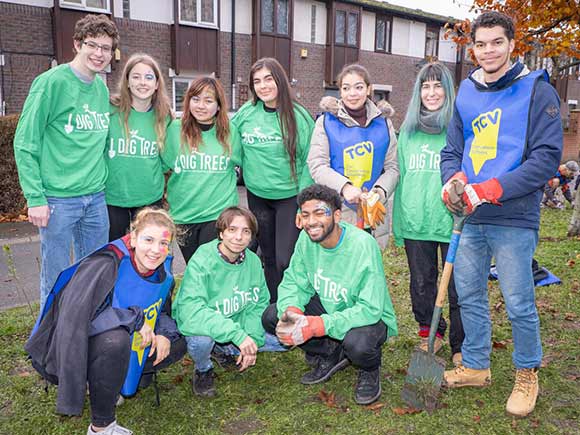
403, 239, 464, 355
88, 328, 186, 427
246, 190, 300, 302
177, 220, 218, 263
107, 199, 164, 241
262, 295, 388, 371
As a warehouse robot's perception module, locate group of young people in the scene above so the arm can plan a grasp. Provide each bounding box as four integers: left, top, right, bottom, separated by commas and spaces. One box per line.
14, 9, 563, 435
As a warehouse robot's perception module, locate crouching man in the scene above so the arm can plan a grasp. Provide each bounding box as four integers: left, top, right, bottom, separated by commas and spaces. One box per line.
262, 184, 397, 405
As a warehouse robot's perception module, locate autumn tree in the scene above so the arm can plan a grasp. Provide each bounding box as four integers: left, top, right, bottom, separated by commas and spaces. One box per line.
445, 0, 580, 77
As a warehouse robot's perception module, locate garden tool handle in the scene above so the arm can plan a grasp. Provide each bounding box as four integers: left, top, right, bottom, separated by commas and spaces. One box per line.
427, 215, 465, 354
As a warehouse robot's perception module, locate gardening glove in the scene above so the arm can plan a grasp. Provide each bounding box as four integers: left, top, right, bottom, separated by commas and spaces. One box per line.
276, 310, 325, 346
441, 171, 468, 214
462, 178, 503, 215
360, 189, 386, 229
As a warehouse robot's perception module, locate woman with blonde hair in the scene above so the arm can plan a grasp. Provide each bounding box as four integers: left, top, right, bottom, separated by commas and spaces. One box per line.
162, 77, 240, 263
106, 53, 173, 240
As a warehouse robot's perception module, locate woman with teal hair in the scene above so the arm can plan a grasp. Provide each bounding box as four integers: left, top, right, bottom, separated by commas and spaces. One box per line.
392, 62, 464, 365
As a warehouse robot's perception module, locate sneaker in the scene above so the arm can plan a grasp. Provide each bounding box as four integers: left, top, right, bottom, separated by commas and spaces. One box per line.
192, 369, 217, 397
506, 368, 539, 417
300, 351, 349, 385
87, 421, 133, 435
354, 368, 381, 405
452, 352, 463, 367
211, 351, 238, 371
444, 364, 491, 388
305, 353, 319, 368
115, 395, 125, 407
419, 336, 443, 354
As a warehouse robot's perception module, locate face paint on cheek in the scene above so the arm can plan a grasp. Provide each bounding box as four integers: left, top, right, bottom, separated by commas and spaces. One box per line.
314, 202, 332, 217
160, 245, 169, 255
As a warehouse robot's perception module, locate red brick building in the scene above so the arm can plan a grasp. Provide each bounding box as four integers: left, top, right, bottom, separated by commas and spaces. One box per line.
1, 0, 578, 135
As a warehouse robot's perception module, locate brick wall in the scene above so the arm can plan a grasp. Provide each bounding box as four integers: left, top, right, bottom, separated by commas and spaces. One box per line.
219, 32, 253, 110
0, 3, 54, 114
290, 43, 326, 116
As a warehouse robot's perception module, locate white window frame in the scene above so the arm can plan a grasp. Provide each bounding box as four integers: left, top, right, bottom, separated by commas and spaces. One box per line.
178, 0, 218, 29
172, 77, 194, 116
60, 0, 111, 14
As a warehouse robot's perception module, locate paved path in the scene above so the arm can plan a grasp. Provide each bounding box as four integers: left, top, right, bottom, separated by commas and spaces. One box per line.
0, 187, 248, 311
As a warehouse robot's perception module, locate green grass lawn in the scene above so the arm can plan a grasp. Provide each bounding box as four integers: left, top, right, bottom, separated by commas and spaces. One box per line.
1, 208, 579, 435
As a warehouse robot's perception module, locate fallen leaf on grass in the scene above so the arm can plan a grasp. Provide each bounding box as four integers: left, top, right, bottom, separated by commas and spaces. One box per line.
567, 260, 575, 268
317, 390, 337, 408
475, 399, 484, 407
494, 301, 503, 312
541, 353, 562, 368
181, 358, 193, 367
530, 418, 540, 428
564, 374, 580, 381
564, 313, 577, 321
172, 374, 184, 384
492, 339, 512, 349
392, 406, 422, 415
365, 402, 386, 411
473, 415, 481, 423
395, 368, 407, 376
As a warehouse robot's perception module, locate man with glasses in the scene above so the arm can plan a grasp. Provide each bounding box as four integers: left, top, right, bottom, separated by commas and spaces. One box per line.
14, 14, 119, 310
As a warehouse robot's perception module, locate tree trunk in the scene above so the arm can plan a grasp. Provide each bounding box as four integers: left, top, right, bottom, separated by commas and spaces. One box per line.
567, 187, 580, 237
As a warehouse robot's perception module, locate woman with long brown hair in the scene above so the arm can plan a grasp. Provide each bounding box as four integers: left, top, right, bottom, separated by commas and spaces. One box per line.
105, 53, 173, 241
232, 57, 315, 302
162, 77, 240, 262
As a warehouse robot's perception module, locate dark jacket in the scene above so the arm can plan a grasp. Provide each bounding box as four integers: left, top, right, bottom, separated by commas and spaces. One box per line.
24, 249, 179, 416
441, 62, 563, 229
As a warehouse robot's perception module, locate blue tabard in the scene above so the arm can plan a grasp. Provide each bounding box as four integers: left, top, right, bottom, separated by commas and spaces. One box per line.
457, 69, 548, 183
323, 112, 390, 208
32, 239, 173, 397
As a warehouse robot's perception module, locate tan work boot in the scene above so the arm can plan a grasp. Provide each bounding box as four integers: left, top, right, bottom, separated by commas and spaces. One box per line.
444, 364, 491, 388
419, 336, 443, 354
506, 368, 539, 417
452, 352, 463, 367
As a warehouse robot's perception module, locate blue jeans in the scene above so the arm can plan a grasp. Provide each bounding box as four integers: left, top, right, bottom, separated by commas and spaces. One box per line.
454, 223, 542, 370
39, 192, 109, 309
185, 333, 287, 372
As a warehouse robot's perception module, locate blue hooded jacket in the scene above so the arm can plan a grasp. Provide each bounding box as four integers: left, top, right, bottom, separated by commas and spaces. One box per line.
441, 62, 563, 229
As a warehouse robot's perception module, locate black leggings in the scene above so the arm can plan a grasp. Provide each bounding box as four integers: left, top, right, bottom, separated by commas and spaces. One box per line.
403, 239, 464, 355
177, 221, 218, 264
107, 199, 164, 241
262, 295, 388, 371
246, 191, 300, 302
88, 328, 186, 427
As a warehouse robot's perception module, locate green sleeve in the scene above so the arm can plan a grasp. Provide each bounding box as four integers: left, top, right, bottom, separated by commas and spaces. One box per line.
173, 256, 248, 346
321, 248, 386, 340
296, 106, 315, 191
276, 237, 315, 317
230, 122, 243, 167
13, 84, 51, 207
239, 268, 269, 347
392, 131, 407, 246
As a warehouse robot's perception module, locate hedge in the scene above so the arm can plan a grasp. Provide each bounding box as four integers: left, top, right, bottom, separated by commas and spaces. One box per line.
0, 114, 26, 215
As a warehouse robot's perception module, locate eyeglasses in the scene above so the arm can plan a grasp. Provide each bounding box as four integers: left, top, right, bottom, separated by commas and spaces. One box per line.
83, 41, 113, 55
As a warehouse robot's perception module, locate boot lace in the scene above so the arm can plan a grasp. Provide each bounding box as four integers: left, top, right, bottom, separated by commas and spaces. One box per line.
513, 369, 536, 394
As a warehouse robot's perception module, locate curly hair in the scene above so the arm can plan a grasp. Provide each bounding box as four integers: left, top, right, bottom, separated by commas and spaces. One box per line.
470, 11, 515, 42
297, 184, 342, 212
73, 14, 119, 50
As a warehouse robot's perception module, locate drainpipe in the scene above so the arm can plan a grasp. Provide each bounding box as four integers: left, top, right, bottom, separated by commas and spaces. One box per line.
230, 0, 236, 111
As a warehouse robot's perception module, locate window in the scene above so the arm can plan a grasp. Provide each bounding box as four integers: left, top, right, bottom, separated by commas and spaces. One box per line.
179, 0, 217, 27
122, 0, 130, 18
375, 15, 391, 52
311, 5, 316, 44
173, 78, 193, 114
335, 10, 358, 47
60, 0, 110, 13
425, 25, 439, 58
261, 0, 289, 36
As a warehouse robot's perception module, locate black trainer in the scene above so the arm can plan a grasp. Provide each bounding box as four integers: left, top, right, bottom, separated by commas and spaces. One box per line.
211, 351, 238, 371
300, 351, 349, 385
192, 369, 217, 397
354, 368, 381, 405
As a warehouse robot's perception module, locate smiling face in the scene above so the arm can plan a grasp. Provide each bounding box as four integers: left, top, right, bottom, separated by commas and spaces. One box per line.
420, 79, 445, 112
472, 25, 515, 82
252, 67, 279, 108
219, 215, 253, 261
300, 199, 341, 245
128, 62, 158, 105
130, 224, 172, 274
189, 86, 219, 125
340, 72, 371, 111
72, 34, 114, 77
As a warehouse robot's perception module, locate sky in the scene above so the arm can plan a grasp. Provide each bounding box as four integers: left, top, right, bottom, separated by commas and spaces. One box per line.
383, 0, 478, 20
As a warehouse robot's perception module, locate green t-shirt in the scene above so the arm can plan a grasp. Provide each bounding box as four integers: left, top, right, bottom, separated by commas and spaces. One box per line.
392, 130, 453, 246
105, 106, 166, 207
172, 239, 270, 347
14, 64, 110, 207
231, 100, 315, 199
277, 222, 398, 340
161, 120, 241, 224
